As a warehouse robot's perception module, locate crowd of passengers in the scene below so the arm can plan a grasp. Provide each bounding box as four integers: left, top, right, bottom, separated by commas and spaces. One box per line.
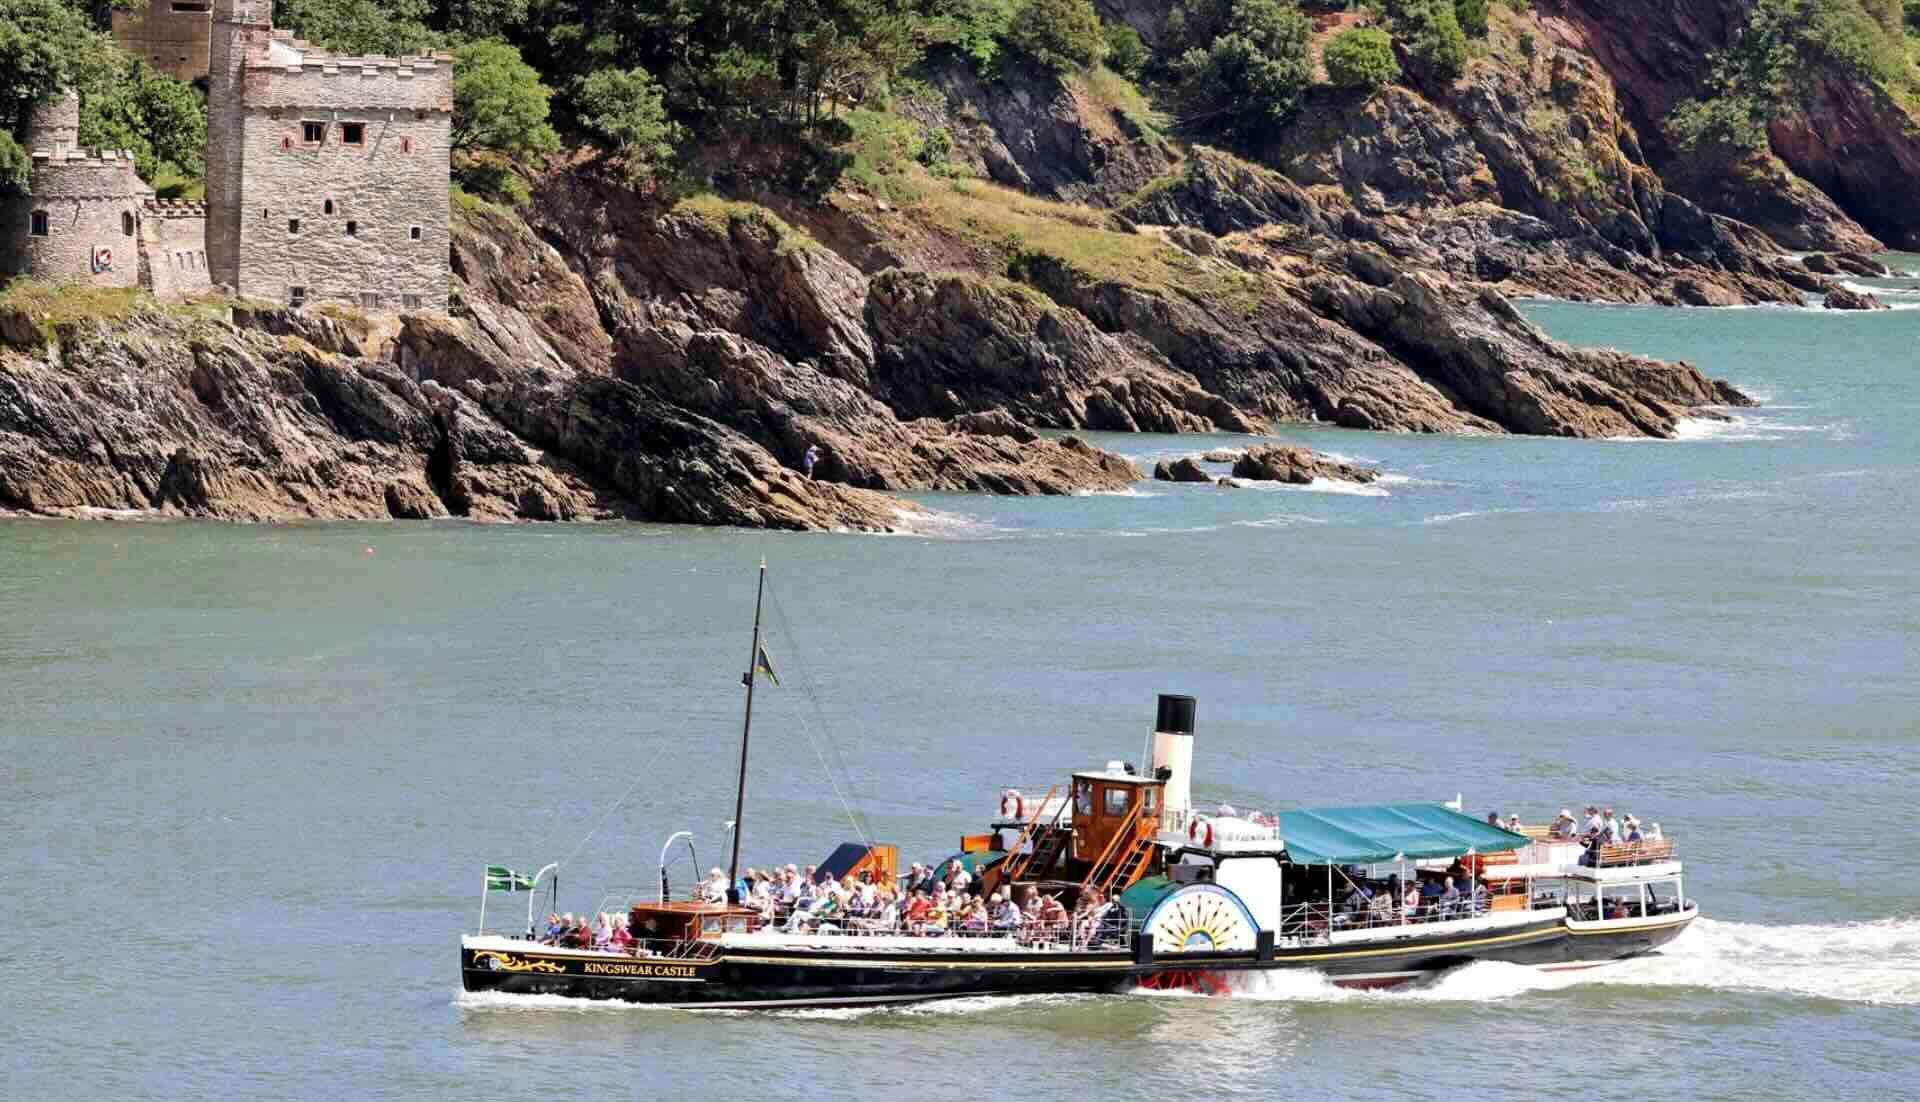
1313, 859, 1495, 933
1511, 805, 1666, 867
535, 858, 1129, 950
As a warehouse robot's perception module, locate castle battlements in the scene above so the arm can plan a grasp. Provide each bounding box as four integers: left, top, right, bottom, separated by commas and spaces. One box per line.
143, 198, 209, 218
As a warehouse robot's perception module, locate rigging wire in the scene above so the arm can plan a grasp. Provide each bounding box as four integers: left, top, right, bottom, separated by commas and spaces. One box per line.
555, 735, 674, 874
764, 577, 876, 852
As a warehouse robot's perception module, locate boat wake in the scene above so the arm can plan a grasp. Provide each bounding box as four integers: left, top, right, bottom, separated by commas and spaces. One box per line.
1140, 917, 1920, 1007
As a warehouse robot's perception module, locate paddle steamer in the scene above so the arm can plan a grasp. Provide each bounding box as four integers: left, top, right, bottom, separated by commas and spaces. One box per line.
461, 568, 1694, 1009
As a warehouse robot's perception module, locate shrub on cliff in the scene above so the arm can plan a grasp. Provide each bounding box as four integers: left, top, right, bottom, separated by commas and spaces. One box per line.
1171, 0, 1313, 137
1103, 22, 1148, 78
1455, 0, 1491, 36
1387, 0, 1470, 84
452, 39, 558, 203
1664, 95, 1768, 166
577, 66, 680, 185
1323, 27, 1400, 91
1006, 0, 1109, 73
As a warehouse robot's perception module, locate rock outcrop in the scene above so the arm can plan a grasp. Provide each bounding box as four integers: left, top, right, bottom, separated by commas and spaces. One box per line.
1822, 285, 1888, 311
1231, 445, 1381, 485
1152, 456, 1213, 483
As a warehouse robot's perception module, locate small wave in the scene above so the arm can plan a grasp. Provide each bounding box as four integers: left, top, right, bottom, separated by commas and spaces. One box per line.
886, 507, 1010, 540
1115, 524, 1226, 537
1230, 513, 1329, 529
1418, 510, 1484, 525
1223, 477, 1390, 498
454, 989, 676, 1014
1072, 486, 1163, 498
1667, 415, 1840, 442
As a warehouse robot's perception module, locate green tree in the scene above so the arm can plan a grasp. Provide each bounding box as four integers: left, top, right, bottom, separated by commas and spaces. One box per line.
1907, 0, 1920, 30
79, 54, 207, 184
1323, 26, 1400, 90
1387, 0, 1469, 84
1103, 21, 1148, 78
1006, 0, 1108, 73
1175, 0, 1313, 136
576, 66, 680, 184
1455, 0, 1490, 36
0, 0, 117, 192
452, 38, 559, 156
275, 0, 439, 55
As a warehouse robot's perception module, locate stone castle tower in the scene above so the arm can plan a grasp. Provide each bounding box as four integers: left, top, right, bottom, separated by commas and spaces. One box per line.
207, 0, 453, 311
5, 1, 451, 313
0, 92, 154, 290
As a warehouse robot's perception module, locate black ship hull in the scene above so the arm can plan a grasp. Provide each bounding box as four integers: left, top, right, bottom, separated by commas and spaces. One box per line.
460, 910, 1693, 1009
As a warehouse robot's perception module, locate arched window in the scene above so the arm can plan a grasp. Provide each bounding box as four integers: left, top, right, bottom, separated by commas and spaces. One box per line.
122, 211, 134, 236
324, 199, 334, 215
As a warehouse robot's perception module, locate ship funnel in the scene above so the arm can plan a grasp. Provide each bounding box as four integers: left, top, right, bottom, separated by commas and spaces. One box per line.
1150, 694, 1196, 829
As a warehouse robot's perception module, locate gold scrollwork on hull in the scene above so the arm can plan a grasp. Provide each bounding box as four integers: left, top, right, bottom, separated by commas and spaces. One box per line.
473, 950, 567, 974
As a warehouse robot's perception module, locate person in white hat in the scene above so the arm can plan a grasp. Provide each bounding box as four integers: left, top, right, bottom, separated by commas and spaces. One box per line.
1550, 809, 1576, 839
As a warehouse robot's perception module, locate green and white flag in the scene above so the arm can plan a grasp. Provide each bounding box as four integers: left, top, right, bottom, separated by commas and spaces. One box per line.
485, 865, 535, 892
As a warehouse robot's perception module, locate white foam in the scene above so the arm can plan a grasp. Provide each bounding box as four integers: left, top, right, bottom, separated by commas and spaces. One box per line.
1231, 513, 1330, 529
1418, 510, 1485, 525
1223, 477, 1390, 498
1073, 486, 1163, 498
1153, 917, 1920, 1008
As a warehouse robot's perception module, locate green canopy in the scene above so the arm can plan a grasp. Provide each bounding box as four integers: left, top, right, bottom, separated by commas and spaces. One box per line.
1275, 803, 1528, 866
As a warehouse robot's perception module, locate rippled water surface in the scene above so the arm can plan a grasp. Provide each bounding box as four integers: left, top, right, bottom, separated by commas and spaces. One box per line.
4, 281, 1918, 1098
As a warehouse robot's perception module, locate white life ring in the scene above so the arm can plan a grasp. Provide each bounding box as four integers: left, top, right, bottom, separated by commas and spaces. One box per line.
1187, 816, 1214, 849
999, 789, 1025, 819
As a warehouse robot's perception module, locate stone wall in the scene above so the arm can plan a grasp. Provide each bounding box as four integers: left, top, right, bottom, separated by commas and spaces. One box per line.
0, 153, 152, 287
205, 0, 268, 290
112, 0, 214, 81
207, 1, 453, 311
140, 199, 212, 298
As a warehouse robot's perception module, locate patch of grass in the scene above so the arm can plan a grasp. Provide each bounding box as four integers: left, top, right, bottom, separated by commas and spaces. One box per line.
316, 302, 373, 333
911, 178, 1267, 314
669, 194, 821, 255
842, 107, 933, 204
152, 167, 204, 201
0, 278, 151, 346
1072, 64, 1171, 139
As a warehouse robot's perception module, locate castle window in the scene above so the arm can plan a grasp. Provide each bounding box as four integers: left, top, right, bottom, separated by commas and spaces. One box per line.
400, 136, 412, 153
288, 218, 300, 235
360, 292, 381, 309
29, 210, 48, 236
409, 226, 421, 241
289, 286, 306, 308
123, 212, 134, 236
401, 294, 422, 309
341, 123, 365, 146
323, 199, 334, 215
345, 220, 358, 237
302, 121, 324, 144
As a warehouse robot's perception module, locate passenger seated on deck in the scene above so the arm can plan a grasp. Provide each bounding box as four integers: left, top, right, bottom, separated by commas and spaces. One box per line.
699, 867, 730, 904
1624, 815, 1643, 843
1550, 809, 1577, 839
1505, 814, 1523, 833
1403, 889, 1421, 924
1368, 888, 1395, 927
991, 891, 1021, 931
1437, 877, 1461, 919
1583, 805, 1604, 838
544, 913, 565, 942
1646, 822, 1663, 842
1606, 898, 1631, 920
610, 917, 635, 951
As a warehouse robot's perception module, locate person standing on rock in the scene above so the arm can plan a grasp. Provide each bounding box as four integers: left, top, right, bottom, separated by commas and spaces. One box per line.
803, 443, 821, 480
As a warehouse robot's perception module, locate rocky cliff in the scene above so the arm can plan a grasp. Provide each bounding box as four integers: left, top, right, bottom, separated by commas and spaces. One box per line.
22, 0, 1891, 527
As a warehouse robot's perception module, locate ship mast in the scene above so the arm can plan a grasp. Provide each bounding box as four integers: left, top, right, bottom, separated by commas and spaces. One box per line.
725, 558, 768, 905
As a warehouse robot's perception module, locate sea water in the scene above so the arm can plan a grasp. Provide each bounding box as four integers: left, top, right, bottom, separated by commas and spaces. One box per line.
3, 271, 1917, 1097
